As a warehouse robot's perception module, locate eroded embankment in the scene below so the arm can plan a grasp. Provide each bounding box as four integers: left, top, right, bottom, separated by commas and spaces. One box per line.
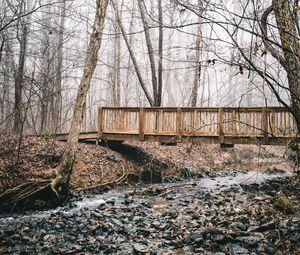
0, 133, 293, 192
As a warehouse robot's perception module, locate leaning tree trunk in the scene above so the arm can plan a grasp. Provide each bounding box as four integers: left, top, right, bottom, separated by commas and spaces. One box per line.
0, 0, 109, 212
273, 0, 300, 131
113, 0, 154, 106
261, 0, 300, 131
137, 0, 159, 106
52, 0, 109, 194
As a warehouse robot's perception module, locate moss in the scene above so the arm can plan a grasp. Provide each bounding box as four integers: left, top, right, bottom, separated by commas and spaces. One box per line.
274, 195, 294, 213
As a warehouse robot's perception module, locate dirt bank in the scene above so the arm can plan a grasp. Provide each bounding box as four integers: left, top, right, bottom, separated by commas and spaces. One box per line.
0, 133, 293, 193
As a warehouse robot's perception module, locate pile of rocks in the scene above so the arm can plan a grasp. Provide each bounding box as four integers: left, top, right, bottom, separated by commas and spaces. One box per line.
0, 175, 299, 254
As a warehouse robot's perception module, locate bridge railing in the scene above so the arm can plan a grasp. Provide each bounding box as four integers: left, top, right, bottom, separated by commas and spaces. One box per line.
98, 107, 298, 143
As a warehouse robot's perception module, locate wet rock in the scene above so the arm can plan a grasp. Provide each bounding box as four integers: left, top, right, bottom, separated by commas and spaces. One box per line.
231, 244, 251, 255
43, 234, 56, 242
133, 243, 149, 253
202, 228, 224, 239
229, 222, 247, 231
265, 167, 286, 175
180, 166, 193, 179
0, 173, 299, 255
123, 198, 134, 206
248, 221, 275, 232
106, 199, 115, 206
140, 169, 162, 184
236, 234, 265, 249
185, 232, 203, 246
212, 234, 229, 244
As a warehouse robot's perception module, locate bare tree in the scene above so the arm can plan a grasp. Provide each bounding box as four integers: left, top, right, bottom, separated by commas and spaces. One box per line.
189, 0, 203, 107
174, 0, 300, 127
51, 0, 67, 132
261, 0, 300, 127
0, 0, 110, 210
112, 0, 154, 106
157, 0, 163, 106
52, 0, 109, 194
137, 0, 159, 106
13, 1, 29, 133
111, 0, 122, 106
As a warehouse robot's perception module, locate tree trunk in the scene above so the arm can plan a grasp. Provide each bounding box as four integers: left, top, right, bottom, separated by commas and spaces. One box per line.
53, 0, 66, 132
113, 0, 154, 106
137, 0, 159, 106
157, 0, 163, 106
14, 20, 28, 133
52, 0, 109, 194
190, 1, 203, 107
261, 0, 300, 131
112, 0, 121, 106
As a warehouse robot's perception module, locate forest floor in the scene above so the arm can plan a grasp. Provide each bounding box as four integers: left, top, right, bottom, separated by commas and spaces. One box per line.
0, 133, 294, 192
0, 134, 300, 254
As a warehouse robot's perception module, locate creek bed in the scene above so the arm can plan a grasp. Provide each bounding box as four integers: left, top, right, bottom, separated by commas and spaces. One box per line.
0, 169, 299, 254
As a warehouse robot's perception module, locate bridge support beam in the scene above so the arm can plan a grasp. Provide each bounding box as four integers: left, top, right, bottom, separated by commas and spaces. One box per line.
220, 143, 234, 149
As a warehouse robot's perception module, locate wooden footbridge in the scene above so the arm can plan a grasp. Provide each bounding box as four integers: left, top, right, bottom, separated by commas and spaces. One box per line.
55, 107, 299, 145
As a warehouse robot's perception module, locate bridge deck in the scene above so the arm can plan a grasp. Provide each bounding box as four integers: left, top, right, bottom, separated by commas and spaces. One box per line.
55, 107, 300, 145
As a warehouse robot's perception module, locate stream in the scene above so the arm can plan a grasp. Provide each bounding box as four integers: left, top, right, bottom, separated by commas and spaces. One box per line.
0, 169, 299, 254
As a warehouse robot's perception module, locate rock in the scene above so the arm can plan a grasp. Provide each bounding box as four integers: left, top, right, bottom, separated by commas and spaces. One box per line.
74, 244, 82, 251
185, 232, 203, 246
106, 155, 117, 162
43, 234, 56, 242
106, 199, 115, 206
123, 198, 134, 206
212, 234, 228, 244
133, 243, 148, 253
172, 241, 184, 248
151, 221, 161, 229
180, 166, 193, 179
231, 244, 251, 255
274, 195, 294, 213
236, 234, 265, 248
248, 221, 275, 232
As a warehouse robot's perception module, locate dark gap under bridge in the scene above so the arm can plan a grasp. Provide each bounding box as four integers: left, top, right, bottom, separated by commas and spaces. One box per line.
55, 107, 300, 146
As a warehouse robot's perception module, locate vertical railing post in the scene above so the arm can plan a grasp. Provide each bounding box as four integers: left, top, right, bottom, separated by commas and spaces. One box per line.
139, 107, 145, 141
176, 107, 182, 142
262, 107, 269, 142
98, 107, 103, 144
193, 109, 197, 135
218, 107, 225, 144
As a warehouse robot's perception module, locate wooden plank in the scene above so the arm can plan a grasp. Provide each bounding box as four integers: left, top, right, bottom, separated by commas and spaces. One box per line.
218, 107, 224, 144
232, 109, 237, 135
98, 107, 103, 140
176, 107, 182, 142
193, 109, 197, 135
139, 107, 145, 141
55, 106, 298, 146
261, 107, 269, 142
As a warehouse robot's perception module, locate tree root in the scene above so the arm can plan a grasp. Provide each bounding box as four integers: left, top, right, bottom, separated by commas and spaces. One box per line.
78, 166, 129, 192
0, 180, 61, 213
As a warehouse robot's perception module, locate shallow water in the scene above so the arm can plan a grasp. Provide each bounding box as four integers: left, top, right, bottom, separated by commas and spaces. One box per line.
0, 169, 292, 220
64, 170, 292, 214
1, 169, 298, 255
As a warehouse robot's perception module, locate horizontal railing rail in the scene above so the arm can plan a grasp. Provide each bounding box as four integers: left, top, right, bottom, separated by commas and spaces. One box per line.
98, 107, 298, 144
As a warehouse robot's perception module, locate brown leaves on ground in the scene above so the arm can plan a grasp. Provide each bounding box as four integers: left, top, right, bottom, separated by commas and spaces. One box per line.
0, 133, 291, 194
